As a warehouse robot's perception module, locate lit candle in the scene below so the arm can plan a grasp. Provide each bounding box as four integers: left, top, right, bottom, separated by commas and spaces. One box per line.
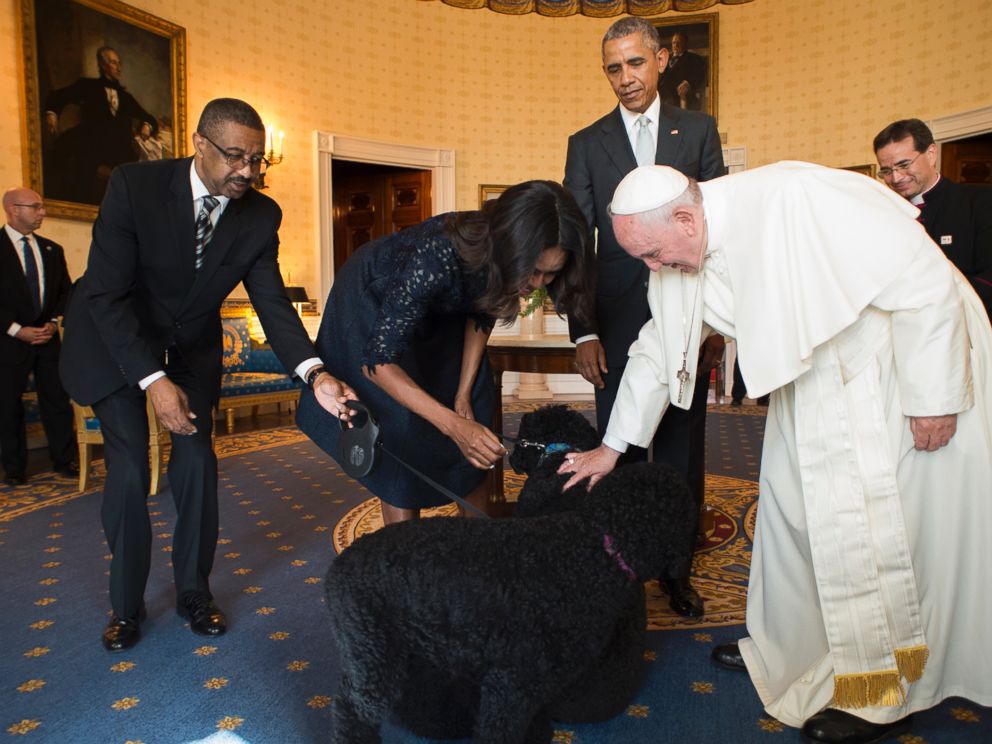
278, 131, 285, 159
265, 124, 274, 157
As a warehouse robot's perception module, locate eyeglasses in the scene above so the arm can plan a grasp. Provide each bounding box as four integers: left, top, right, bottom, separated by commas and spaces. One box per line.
877, 151, 925, 180
198, 132, 269, 171
12, 203, 45, 210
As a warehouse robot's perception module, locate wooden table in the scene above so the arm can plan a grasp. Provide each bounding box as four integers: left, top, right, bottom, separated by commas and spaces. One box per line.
486, 334, 576, 503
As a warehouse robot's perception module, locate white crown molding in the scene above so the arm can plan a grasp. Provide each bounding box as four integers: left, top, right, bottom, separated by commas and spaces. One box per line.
929, 104, 992, 143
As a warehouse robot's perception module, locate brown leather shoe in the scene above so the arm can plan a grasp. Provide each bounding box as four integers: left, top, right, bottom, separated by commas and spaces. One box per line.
177, 593, 227, 636
711, 642, 747, 671
800, 708, 911, 744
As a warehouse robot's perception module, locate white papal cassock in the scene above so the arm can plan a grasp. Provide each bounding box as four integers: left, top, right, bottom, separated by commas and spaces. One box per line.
607, 162, 992, 727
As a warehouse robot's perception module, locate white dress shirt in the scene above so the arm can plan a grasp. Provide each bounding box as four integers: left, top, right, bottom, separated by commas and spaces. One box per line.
5, 223, 47, 338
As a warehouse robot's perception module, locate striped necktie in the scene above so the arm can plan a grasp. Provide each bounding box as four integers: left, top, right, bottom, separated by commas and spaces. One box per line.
21, 236, 42, 318
194, 196, 219, 271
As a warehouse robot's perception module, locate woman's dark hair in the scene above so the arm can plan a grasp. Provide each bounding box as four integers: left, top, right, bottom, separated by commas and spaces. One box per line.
446, 180, 593, 326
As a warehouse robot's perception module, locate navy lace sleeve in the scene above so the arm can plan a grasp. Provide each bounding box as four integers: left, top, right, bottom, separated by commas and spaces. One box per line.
362, 217, 491, 370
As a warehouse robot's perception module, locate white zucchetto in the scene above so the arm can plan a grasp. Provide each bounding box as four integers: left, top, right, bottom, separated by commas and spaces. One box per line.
609, 165, 690, 215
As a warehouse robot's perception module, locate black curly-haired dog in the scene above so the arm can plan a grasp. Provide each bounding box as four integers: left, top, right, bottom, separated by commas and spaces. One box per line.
325, 405, 695, 744
390, 405, 624, 738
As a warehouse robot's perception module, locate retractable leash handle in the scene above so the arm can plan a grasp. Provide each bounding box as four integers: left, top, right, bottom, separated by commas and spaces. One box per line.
338, 400, 490, 519
338, 401, 380, 479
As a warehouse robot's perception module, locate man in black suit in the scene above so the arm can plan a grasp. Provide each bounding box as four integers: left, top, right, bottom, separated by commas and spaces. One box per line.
564, 17, 725, 618
60, 98, 357, 652
0, 188, 76, 486
659, 32, 708, 111
44, 46, 158, 204
874, 118, 992, 322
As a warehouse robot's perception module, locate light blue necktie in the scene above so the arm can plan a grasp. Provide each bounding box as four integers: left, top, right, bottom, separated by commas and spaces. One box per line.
634, 115, 654, 167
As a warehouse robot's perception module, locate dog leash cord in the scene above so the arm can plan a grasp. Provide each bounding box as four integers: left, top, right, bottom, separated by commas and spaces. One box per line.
379, 445, 492, 519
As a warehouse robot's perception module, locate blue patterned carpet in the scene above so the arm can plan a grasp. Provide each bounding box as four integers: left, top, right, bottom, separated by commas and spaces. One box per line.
1, 404, 987, 743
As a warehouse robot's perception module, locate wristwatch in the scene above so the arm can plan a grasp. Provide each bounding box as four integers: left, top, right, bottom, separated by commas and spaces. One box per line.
305, 365, 326, 389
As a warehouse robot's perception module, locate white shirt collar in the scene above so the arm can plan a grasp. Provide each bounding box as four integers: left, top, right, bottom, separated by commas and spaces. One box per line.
189, 160, 231, 211
4, 223, 32, 245
913, 174, 941, 206
619, 94, 661, 135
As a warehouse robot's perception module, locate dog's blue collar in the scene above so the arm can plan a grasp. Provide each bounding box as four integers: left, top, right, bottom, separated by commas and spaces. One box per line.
537, 441, 575, 466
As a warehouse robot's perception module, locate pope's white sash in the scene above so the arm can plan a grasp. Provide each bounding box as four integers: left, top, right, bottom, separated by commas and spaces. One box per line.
792, 309, 928, 708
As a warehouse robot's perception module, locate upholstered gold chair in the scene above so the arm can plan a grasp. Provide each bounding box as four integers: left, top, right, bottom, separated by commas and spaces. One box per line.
71, 399, 169, 494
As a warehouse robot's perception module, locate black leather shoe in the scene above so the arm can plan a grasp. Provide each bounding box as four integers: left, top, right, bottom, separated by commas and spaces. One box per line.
4, 473, 27, 486
711, 642, 747, 671
730, 399, 743, 407
102, 605, 145, 652
800, 709, 911, 744
53, 463, 79, 479
661, 578, 704, 617
177, 593, 227, 636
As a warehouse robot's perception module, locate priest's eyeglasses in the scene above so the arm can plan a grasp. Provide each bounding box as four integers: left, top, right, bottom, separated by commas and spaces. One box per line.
198, 132, 269, 172
877, 151, 924, 180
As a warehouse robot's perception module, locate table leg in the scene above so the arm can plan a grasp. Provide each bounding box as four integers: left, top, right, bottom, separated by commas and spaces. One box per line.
491, 368, 505, 504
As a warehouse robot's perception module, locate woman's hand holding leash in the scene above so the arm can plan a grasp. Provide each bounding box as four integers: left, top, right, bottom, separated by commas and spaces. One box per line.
447, 415, 506, 470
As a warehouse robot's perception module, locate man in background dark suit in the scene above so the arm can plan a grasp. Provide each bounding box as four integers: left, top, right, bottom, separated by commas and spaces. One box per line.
0, 188, 76, 486
564, 16, 725, 618
874, 118, 992, 323
60, 98, 357, 652
44, 46, 158, 204
659, 31, 708, 111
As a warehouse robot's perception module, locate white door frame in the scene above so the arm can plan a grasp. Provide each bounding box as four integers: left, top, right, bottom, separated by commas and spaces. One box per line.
313, 131, 456, 302
929, 104, 992, 169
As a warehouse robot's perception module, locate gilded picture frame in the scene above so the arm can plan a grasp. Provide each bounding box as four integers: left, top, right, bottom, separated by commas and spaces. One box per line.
651, 13, 719, 122
842, 164, 878, 178
478, 184, 509, 207
18, 0, 187, 221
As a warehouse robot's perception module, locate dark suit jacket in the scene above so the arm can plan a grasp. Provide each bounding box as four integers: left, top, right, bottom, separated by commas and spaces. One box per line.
0, 230, 72, 367
659, 52, 707, 110
44, 77, 157, 203
919, 177, 992, 320
563, 103, 725, 365
60, 157, 316, 406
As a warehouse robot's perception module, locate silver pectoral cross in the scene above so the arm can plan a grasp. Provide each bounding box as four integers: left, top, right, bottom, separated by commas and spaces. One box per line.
676, 358, 690, 404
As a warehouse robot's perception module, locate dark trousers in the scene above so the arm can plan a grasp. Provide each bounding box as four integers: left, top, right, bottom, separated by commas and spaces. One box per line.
0, 341, 74, 477
732, 358, 747, 403
93, 358, 216, 618
595, 362, 709, 582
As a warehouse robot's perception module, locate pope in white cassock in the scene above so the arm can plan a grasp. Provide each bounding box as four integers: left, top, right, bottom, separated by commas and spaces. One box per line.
559, 162, 992, 744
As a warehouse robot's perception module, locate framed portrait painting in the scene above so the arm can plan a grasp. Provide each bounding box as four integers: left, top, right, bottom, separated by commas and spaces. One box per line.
651, 13, 719, 122
18, 0, 187, 220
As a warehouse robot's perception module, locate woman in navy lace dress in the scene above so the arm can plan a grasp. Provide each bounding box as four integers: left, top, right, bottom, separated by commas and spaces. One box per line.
297, 180, 591, 524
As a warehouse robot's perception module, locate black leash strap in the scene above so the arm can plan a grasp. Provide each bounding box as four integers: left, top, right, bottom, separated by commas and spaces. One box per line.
379, 445, 491, 520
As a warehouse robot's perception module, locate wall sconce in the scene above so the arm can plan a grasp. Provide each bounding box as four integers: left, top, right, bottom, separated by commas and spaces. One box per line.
285, 285, 309, 317
254, 123, 285, 190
